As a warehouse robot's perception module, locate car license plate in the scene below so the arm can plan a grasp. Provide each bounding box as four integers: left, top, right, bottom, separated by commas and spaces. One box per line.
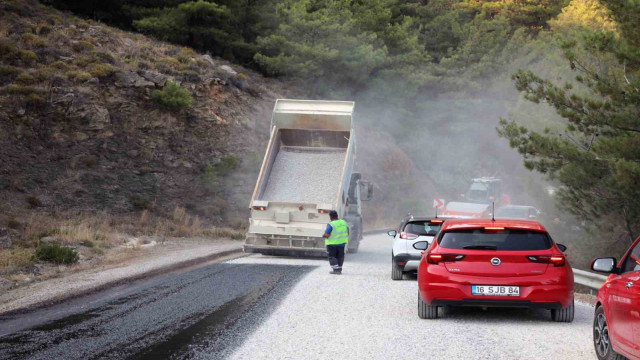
472, 285, 520, 296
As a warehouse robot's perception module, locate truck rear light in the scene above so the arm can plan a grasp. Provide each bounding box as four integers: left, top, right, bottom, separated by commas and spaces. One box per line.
318, 209, 331, 214
527, 255, 566, 266
252, 206, 267, 211
427, 253, 465, 264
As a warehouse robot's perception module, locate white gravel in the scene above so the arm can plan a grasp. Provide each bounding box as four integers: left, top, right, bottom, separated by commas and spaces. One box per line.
228, 233, 595, 360
0, 240, 242, 314
261, 148, 346, 203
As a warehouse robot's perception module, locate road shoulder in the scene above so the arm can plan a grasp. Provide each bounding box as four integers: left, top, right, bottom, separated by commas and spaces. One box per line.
0, 239, 243, 315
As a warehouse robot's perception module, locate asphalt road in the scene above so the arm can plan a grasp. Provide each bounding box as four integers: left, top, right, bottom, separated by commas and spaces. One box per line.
0, 233, 596, 359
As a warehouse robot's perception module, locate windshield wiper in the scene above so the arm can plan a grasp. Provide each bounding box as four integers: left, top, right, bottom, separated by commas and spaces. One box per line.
463, 245, 497, 250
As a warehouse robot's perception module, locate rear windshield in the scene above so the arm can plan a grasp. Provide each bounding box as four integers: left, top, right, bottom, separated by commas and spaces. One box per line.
403, 221, 441, 236
438, 229, 552, 250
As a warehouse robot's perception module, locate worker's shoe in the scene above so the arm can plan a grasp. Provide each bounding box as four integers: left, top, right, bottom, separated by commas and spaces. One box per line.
330, 270, 342, 275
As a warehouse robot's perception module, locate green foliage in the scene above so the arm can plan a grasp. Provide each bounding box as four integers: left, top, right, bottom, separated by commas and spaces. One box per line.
66, 70, 92, 82
151, 81, 193, 110
18, 50, 38, 65
134, 1, 248, 61
200, 155, 239, 193
72, 40, 95, 52
15, 72, 36, 85
498, 0, 640, 243
0, 65, 20, 85
88, 63, 115, 78
35, 243, 79, 264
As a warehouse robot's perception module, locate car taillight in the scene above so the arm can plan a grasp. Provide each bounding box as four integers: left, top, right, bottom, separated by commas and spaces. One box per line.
427, 253, 465, 264
527, 255, 566, 267
400, 232, 417, 239
252, 206, 266, 211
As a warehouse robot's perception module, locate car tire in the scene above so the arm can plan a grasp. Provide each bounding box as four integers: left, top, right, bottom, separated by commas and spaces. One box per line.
418, 292, 438, 319
551, 297, 574, 322
391, 259, 403, 280
593, 305, 625, 360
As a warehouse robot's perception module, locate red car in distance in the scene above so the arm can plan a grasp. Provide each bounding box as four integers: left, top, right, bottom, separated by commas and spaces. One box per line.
417, 218, 574, 321
591, 235, 640, 360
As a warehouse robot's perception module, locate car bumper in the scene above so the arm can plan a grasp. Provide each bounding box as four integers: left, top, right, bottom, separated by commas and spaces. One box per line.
431, 299, 562, 309
393, 253, 422, 271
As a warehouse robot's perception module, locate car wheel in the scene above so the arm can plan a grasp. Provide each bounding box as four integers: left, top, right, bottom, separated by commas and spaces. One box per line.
418, 292, 438, 319
593, 306, 625, 360
391, 258, 403, 280
551, 297, 574, 322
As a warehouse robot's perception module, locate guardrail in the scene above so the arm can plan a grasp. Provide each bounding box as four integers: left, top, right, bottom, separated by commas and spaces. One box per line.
573, 268, 608, 292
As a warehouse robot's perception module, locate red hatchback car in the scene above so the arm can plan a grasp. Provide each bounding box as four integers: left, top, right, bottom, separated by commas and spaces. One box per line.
591, 235, 640, 360
417, 218, 574, 321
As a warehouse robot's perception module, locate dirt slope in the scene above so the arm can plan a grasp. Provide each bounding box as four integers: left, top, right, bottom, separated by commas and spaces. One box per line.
0, 0, 296, 227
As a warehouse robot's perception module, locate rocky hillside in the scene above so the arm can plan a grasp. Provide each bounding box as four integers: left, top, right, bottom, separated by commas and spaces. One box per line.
0, 0, 438, 239
0, 0, 296, 230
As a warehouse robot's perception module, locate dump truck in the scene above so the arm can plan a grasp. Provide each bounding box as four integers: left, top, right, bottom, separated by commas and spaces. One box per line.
244, 99, 372, 257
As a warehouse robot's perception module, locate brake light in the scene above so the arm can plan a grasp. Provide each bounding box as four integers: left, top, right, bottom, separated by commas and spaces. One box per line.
527, 255, 566, 267
318, 209, 331, 214
430, 219, 444, 224
400, 232, 417, 239
252, 206, 266, 211
484, 226, 504, 231
427, 253, 465, 264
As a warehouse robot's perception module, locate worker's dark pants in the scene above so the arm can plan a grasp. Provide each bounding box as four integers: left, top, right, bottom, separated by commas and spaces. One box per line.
326, 245, 345, 271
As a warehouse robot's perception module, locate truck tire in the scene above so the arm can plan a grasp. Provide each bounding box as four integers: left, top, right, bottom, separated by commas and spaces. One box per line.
551, 297, 574, 322
418, 292, 438, 319
391, 259, 403, 280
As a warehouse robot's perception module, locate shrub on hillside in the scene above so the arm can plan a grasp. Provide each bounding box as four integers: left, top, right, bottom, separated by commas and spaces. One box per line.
35, 243, 79, 264
88, 63, 114, 78
152, 81, 193, 110
0, 65, 20, 85
18, 50, 38, 65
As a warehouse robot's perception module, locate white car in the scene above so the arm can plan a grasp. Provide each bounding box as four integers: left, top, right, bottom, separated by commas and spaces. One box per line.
388, 216, 447, 280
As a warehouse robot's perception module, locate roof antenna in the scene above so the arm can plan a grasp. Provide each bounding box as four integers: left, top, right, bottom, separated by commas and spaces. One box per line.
435, 207, 438, 219
491, 202, 495, 222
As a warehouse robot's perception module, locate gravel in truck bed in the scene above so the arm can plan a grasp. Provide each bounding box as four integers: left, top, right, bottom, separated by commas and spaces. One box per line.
261, 147, 346, 204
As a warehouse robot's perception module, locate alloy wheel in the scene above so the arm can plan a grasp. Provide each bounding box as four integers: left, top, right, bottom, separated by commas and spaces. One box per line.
594, 312, 611, 357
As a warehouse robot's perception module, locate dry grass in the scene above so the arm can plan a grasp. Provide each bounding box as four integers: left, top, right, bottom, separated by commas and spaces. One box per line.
0, 207, 246, 279
0, 248, 34, 275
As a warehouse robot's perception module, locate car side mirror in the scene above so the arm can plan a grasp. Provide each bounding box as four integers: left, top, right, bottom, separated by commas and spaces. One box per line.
413, 241, 428, 250
387, 230, 397, 237
557, 243, 567, 252
591, 258, 616, 273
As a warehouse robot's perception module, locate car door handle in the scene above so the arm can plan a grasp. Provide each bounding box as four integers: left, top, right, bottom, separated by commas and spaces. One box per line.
626, 282, 634, 288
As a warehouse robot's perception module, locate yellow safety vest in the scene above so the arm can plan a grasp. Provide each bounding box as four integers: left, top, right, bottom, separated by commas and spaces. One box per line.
326, 219, 349, 245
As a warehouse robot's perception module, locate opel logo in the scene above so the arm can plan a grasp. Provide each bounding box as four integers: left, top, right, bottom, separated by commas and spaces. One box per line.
490, 257, 501, 266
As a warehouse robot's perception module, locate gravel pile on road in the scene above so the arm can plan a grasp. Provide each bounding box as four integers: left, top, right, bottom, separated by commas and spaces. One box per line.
228, 234, 595, 360
261, 148, 346, 204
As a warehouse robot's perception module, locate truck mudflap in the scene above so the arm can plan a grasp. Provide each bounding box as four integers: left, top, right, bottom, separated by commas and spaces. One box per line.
244, 234, 328, 258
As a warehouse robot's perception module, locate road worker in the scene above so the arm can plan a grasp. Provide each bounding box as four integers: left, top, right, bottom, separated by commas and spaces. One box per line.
323, 210, 349, 275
